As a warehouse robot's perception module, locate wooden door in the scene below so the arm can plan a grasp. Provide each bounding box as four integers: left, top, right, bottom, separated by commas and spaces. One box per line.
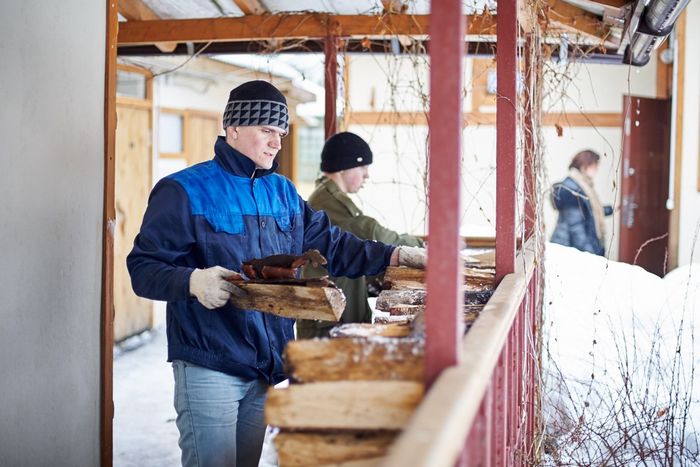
114, 103, 153, 341
619, 96, 671, 276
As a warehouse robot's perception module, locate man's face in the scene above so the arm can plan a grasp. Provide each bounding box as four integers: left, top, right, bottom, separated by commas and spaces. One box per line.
227, 125, 286, 170
339, 165, 370, 194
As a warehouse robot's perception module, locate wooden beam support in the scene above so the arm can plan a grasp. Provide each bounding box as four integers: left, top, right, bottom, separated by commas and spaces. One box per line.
117, 14, 497, 45
425, 0, 465, 387
545, 0, 614, 47
275, 432, 396, 467
233, 0, 267, 15
324, 35, 338, 139
285, 337, 424, 383
347, 110, 622, 127
265, 381, 425, 430
496, 0, 517, 283
117, 0, 177, 52
102, 1, 118, 465
589, 0, 631, 7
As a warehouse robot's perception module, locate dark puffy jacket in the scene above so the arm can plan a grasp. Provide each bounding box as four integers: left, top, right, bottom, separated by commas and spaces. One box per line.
127, 136, 394, 384
550, 177, 612, 256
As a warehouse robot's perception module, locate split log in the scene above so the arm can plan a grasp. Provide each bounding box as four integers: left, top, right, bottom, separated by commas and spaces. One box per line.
373, 315, 413, 325
285, 337, 424, 382
375, 289, 425, 311
274, 431, 396, 467
229, 283, 345, 321
265, 381, 425, 430
376, 288, 492, 312
383, 266, 495, 291
329, 322, 412, 338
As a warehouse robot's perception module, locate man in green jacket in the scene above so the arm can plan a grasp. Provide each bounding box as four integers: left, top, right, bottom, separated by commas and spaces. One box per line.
297, 132, 425, 338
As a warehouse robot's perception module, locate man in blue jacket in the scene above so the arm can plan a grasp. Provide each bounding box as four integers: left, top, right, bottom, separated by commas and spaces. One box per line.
127, 80, 426, 467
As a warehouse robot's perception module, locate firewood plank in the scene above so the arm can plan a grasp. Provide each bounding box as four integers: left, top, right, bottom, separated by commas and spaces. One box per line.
285, 337, 424, 383
274, 431, 395, 467
329, 322, 412, 338
230, 283, 344, 321
265, 381, 424, 430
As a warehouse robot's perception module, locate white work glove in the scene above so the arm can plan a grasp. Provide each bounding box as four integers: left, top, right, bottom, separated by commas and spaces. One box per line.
397, 246, 428, 269
189, 266, 245, 310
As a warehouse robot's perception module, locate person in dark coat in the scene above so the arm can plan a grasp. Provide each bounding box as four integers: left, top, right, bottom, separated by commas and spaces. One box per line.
550, 149, 613, 256
127, 81, 427, 467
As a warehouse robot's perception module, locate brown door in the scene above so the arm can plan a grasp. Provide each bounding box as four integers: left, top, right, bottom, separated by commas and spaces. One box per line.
619, 96, 671, 276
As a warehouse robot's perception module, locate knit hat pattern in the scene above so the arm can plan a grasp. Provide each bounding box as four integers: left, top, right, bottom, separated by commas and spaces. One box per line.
320, 132, 373, 173
223, 80, 289, 132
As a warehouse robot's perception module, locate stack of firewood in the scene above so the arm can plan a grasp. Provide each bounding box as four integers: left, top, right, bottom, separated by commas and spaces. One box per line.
264, 252, 495, 466
374, 252, 496, 331
265, 320, 425, 466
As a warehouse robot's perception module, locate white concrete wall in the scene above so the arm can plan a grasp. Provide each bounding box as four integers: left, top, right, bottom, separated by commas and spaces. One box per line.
677, 1, 700, 266
345, 53, 658, 260
0, 2, 104, 465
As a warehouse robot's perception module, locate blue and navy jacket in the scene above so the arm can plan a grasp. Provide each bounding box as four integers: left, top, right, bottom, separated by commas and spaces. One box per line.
127, 136, 394, 384
550, 177, 613, 256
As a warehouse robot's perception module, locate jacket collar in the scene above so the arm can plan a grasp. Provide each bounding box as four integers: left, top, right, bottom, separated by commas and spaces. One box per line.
214, 135, 278, 179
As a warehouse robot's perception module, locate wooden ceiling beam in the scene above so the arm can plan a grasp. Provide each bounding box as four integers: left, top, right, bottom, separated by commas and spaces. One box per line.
544, 0, 615, 47
117, 13, 497, 45
118, 0, 177, 52
588, 0, 631, 8
233, 0, 268, 16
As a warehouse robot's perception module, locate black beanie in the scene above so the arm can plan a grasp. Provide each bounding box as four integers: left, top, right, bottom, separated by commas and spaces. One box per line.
320, 132, 373, 173
223, 80, 289, 132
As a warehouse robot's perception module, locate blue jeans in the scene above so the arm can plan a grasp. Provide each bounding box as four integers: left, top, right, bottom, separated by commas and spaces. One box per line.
172, 360, 269, 467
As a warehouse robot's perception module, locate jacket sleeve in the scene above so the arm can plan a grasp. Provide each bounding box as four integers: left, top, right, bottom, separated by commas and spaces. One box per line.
370, 219, 424, 247
300, 198, 395, 279
126, 179, 196, 302
341, 213, 424, 247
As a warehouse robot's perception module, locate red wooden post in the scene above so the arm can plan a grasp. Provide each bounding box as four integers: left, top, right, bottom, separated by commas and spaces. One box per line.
523, 34, 536, 239
425, 0, 465, 385
496, 0, 518, 283
324, 35, 338, 139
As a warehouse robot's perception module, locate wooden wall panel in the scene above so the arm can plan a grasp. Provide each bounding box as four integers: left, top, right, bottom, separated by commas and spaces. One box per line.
114, 104, 153, 341
186, 111, 221, 166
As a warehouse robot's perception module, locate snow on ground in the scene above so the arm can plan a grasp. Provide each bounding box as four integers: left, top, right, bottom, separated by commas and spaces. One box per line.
113, 324, 278, 467
543, 243, 700, 465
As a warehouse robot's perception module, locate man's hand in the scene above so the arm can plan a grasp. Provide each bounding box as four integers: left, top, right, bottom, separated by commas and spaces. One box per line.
189, 266, 245, 309
396, 246, 427, 269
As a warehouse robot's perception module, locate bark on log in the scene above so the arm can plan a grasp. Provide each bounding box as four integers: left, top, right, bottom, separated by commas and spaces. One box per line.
285, 337, 424, 383
274, 431, 395, 467
265, 381, 424, 430
229, 283, 345, 321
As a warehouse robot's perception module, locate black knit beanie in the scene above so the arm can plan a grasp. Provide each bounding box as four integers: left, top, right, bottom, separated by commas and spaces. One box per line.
320, 132, 373, 173
222, 80, 289, 132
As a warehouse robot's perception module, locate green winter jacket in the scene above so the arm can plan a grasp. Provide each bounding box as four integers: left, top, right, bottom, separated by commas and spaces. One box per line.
297, 176, 424, 338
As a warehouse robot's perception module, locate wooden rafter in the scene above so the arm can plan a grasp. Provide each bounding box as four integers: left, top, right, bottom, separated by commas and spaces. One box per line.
118, 0, 177, 52
589, 0, 631, 7
544, 0, 615, 47
233, 0, 267, 16
117, 13, 497, 45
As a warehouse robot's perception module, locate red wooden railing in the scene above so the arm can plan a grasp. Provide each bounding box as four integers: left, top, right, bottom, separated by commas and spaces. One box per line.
380, 0, 540, 465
